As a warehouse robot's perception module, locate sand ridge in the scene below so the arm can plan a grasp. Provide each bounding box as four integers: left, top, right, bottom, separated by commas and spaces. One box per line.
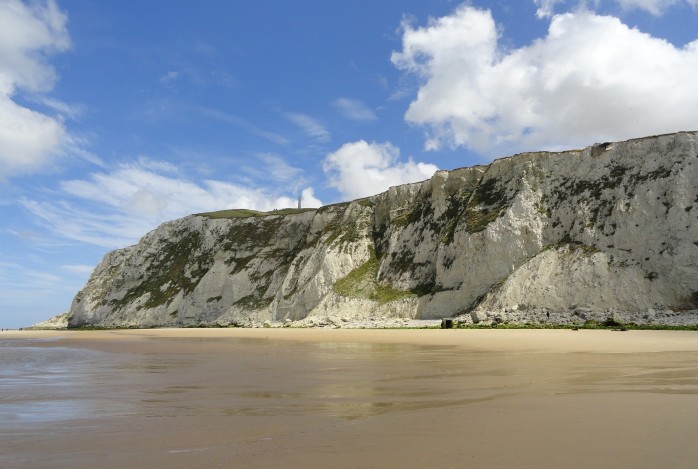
4, 327, 698, 353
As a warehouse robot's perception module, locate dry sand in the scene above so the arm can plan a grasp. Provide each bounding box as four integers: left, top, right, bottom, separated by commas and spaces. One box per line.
2, 328, 698, 468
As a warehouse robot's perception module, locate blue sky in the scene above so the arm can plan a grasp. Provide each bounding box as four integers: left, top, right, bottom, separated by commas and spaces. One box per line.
1, 0, 697, 328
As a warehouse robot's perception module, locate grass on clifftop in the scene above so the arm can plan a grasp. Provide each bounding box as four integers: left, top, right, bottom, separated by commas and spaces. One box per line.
197, 208, 316, 219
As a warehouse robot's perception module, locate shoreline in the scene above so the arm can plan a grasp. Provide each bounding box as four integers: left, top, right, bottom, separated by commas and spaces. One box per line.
4, 327, 698, 354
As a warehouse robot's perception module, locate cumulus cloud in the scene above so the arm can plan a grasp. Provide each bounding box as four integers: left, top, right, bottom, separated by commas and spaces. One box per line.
300, 187, 322, 207
392, 5, 698, 155
332, 98, 378, 122
23, 160, 323, 248
323, 140, 438, 200
0, 96, 66, 177
0, 0, 72, 180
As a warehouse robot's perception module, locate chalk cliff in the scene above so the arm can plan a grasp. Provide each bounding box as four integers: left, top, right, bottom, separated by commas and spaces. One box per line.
67, 132, 698, 328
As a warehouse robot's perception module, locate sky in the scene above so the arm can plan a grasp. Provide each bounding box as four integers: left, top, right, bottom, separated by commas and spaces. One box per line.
1, 0, 697, 328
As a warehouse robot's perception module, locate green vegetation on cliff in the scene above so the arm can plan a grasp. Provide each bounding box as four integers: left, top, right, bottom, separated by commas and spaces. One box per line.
109, 230, 211, 310
333, 248, 414, 305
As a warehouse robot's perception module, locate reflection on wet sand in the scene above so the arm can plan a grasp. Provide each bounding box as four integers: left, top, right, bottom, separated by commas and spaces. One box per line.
1, 330, 698, 468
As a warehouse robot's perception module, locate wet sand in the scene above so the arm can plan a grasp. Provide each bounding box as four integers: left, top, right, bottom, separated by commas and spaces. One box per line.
1, 328, 698, 468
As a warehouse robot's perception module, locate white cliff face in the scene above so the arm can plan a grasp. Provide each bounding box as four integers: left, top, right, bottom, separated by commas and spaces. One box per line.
68, 132, 698, 328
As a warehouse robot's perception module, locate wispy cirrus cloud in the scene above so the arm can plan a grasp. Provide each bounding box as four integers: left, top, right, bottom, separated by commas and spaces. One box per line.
29, 95, 85, 120
534, 0, 697, 17
159, 68, 237, 89
0, 256, 85, 298
198, 106, 290, 146
61, 264, 95, 275
258, 154, 304, 182
332, 98, 377, 122
615, 0, 697, 14
284, 112, 331, 142
159, 70, 180, 85
22, 158, 322, 249
137, 99, 291, 147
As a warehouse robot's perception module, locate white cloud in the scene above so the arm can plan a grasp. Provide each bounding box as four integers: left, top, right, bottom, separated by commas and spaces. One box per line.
0, 95, 66, 177
285, 112, 331, 142
323, 140, 438, 200
132, 156, 179, 174
300, 187, 322, 208
332, 98, 378, 122
0, 0, 72, 180
238, 153, 306, 188
535, 0, 697, 17
534, 0, 567, 17
259, 153, 304, 182
392, 5, 698, 155
23, 160, 323, 249
159, 69, 236, 89
0, 0, 70, 93
29, 95, 84, 119
61, 264, 95, 275
159, 70, 179, 85
614, 0, 697, 15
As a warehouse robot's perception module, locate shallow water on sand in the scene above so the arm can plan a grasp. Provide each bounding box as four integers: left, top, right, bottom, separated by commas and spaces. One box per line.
2, 334, 698, 468
0, 342, 133, 424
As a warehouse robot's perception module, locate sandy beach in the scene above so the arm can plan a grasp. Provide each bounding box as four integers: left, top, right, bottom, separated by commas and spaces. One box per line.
2, 328, 697, 468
